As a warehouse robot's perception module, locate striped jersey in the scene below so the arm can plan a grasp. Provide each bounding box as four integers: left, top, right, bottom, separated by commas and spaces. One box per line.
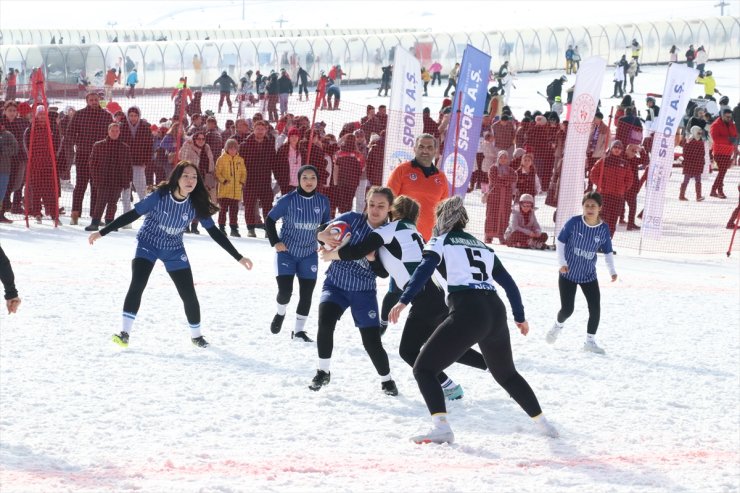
135, 191, 215, 249
374, 220, 425, 289
268, 190, 330, 258
325, 212, 378, 292
557, 215, 613, 283
425, 230, 497, 295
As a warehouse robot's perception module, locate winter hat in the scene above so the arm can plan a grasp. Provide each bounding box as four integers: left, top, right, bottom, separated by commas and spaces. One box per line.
690, 126, 703, 139
127, 106, 140, 116
513, 147, 526, 159
150, 124, 159, 132
17, 102, 32, 117
441, 98, 452, 108
519, 193, 535, 204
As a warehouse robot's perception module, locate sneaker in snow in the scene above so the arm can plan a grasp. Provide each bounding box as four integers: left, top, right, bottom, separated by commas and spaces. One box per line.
583, 339, 605, 354
546, 322, 563, 344
309, 370, 330, 391
292, 331, 314, 342
271, 313, 285, 334
443, 383, 464, 401
191, 336, 210, 348
112, 331, 129, 347
535, 416, 560, 438
410, 426, 455, 444
381, 379, 399, 396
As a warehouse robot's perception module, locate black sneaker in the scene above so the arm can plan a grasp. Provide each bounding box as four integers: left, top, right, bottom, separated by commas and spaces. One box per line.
191, 336, 209, 348
381, 379, 399, 396
112, 331, 129, 347
191, 224, 201, 235
271, 314, 285, 334
292, 331, 314, 342
309, 370, 330, 391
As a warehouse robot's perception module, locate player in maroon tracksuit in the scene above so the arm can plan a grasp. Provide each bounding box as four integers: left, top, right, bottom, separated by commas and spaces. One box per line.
238, 120, 276, 237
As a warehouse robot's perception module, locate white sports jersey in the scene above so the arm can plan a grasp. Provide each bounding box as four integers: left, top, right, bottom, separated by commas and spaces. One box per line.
375, 220, 425, 289
425, 230, 497, 295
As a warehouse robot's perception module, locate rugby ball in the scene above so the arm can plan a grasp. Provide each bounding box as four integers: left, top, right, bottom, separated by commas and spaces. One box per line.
323, 220, 352, 251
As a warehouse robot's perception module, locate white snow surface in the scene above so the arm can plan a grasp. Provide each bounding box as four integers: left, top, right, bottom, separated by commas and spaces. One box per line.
1, 59, 740, 493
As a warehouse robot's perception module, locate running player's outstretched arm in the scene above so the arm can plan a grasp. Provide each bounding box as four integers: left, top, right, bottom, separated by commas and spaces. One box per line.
89, 209, 143, 245
491, 256, 528, 335
205, 225, 253, 270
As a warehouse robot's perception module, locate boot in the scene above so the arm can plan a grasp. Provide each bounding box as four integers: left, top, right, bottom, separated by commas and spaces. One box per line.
679, 183, 688, 201
218, 224, 227, 234
247, 227, 256, 238
0, 212, 12, 224
695, 181, 705, 202
70, 211, 80, 225
84, 219, 100, 231
229, 224, 240, 237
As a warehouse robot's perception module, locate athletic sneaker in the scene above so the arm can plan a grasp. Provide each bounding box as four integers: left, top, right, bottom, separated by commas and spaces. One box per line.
381, 379, 399, 396
191, 336, 210, 348
271, 313, 285, 334
309, 370, 330, 391
583, 339, 605, 354
535, 416, 560, 438
443, 383, 464, 401
546, 322, 564, 344
112, 331, 129, 347
292, 331, 314, 342
410, 426, 455, 444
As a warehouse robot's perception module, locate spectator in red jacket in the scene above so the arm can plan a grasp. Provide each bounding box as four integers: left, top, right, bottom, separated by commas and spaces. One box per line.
275, 127, 303, 194
365, 132, 385, 188
238, 120, 276, 237
709, 109, 738, 199
0, 101, 30, 217
623, 143, 650, 229
332, 133, 364, 214
589, 140, 633, 238
24, 107, 61, 225
680, 126, 706, 202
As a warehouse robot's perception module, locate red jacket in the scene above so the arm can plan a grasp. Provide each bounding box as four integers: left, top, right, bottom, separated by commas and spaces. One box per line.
682, 139, 705, 176
590, 155, 634, 197
709, 118, 738, 156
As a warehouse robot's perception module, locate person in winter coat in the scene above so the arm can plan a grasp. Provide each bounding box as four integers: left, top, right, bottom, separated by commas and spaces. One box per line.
275, 127, 303, 194
627, 59, 638, 94
104, 67, 121, 101
296, 66, 310, 101
0, 101, 28, 221
443, 63, 460, 98
180, 131, 216, 231
696, 71, 722, 101
119, 106, 153, 216
616, 107, 643, 146
332, 133, 364, 213
215, 138, 246, 237
126, 69, 139, 98
622, 144, 649, 229
685, 45, 696, 67
695, 46, 708, 76
85, 123, 131, 231
266, 72, 280, 122
484, 150, 517, 244
492, 114, 516, 158
545, 75, 567, 108
24, 108, 62, 225
587, 112, 610, 188
515, 152, 541, 201
709, 109, 739, 199
277, 69, 293, 117
611, 61, 625, 98
429, 61, 443, 86
239, 120, 276, 237
505, 194, 548, 249
680, 126, 707, 202
421, 67, 431, 96
0, 123, 19, 224
68, 92, 114, 224
213, 71, 237, 113
589, 140, 634, 238
565, 45, 574, 74
379, 65, 392, 97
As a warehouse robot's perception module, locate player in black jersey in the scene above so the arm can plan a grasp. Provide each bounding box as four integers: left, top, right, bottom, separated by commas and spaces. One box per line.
322, 195, 487, 400
389, 196, 558, 444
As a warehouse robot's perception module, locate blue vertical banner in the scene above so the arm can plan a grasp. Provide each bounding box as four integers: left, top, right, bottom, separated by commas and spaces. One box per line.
439, 44, 491, 196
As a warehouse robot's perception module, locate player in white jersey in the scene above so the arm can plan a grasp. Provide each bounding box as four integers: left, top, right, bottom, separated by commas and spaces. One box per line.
88, 161, 253, 348
321, 195, 487, 401
546, 191, 617, 354
389, 196, 558, 444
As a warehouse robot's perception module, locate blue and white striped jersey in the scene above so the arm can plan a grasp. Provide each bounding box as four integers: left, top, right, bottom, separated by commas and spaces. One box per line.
325, 212, 378, 292
557, 215, 613, 283
135, 191, 215, 249
267, 190, 330, 259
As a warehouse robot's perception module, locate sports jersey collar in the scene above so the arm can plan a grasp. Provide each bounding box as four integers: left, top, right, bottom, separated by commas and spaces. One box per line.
411, 159, 440, 177
580, 215, 603, 228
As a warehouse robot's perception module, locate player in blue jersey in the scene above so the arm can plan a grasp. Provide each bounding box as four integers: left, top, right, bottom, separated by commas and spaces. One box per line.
546, 191, 617, 354
308, 186, 399, 396
265, 165, 330, 342
88, 161, 253, 348
388, 196, 558, 444
321, 195, 487, 401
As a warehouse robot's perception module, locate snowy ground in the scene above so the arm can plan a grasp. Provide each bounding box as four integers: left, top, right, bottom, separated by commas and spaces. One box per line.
1, 58, 739, 493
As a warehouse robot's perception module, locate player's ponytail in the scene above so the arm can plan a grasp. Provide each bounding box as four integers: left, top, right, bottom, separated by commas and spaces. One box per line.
390, 195, 420, 224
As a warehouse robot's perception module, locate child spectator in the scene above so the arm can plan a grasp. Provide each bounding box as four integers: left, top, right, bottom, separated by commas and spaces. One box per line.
215, 139, 247, 237
504, 194, 549, 249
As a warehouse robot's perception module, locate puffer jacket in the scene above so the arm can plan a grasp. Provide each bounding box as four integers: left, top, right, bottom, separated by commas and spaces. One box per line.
215, 152, 246, 200
0, 130, 19, 174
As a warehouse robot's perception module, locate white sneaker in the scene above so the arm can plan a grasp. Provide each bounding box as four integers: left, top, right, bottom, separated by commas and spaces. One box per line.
410, 425, 455, 444
534, 416, 559, 438
583, 339, 606, 354
546, 322, 563, 344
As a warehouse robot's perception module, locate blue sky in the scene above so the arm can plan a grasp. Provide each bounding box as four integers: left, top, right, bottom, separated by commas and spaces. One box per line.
0, 0, 737, 31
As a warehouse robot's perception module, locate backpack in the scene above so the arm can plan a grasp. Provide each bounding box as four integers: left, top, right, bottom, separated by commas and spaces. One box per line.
546, 81, 558, 99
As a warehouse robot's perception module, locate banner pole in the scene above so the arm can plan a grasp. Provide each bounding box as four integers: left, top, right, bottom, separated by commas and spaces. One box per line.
451, 91, 463, 192
727, 210, 740, 257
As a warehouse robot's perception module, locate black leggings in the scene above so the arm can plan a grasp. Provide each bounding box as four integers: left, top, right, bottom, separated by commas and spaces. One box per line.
276, 275, 317, 316
317, 302, 390, 376
413, 291, 542, 417
123, 258, 200, 326
400, 282, 487, 383
557, 276, 601, 334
